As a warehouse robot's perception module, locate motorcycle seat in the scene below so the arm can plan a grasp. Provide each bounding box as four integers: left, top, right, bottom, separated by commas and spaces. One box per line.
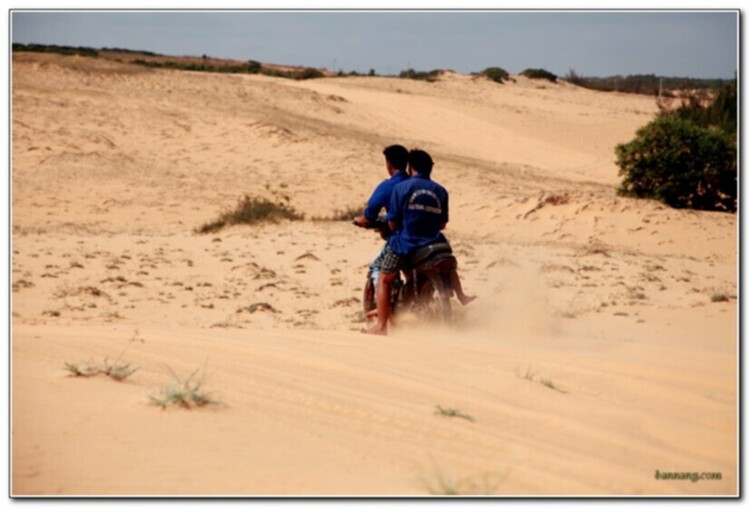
408, 242, 455, 269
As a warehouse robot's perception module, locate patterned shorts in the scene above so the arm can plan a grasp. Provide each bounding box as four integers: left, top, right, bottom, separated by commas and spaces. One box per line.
371, 244, 403, 275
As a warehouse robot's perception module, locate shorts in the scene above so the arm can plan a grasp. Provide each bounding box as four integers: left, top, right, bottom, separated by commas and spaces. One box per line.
370, 244, 403, 275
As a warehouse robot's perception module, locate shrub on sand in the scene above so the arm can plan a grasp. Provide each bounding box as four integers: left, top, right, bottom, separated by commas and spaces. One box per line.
149, 364, 220, 409
434, 405, 474, 422
421, 468, 504, 495
64, 356, 139, 381
520, 68, 558, 82
196, 195, 303, 234
616, 115, 736, 212
64, 360, 101, 377
478, 67, 510, 84
399, 68, 444, 82
313, 205, 363, 221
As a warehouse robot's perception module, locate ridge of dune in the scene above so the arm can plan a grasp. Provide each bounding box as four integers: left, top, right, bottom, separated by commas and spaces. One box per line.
11, 53, 737, 496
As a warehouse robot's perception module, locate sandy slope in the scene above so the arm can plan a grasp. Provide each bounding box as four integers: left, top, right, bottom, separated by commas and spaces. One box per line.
11, 52, 737, 496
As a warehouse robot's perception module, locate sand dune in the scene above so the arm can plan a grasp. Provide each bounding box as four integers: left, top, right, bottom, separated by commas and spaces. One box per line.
11, 53, 737, 496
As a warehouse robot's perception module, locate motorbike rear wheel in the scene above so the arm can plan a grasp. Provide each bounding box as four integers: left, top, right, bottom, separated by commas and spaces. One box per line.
415, 276, 452, 322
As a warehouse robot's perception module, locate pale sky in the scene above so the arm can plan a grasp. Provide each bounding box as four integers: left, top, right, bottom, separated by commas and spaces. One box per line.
11, 10, 739, 79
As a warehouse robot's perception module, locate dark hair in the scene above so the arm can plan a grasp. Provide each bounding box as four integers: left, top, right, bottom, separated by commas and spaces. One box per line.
408, 149, 434, 177
383, 145, 409, 172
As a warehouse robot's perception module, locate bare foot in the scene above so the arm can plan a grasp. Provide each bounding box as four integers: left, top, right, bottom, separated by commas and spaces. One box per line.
360, 325, 387, 336
365, 309, 378, 319
458, 294, 477, 306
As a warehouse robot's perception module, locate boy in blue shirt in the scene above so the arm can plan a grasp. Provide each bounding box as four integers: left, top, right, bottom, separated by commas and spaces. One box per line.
353, 145, 410, 289
362, 149, 474, 335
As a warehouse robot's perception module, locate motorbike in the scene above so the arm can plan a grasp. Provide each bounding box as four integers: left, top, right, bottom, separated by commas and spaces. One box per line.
357, 218, 457, 325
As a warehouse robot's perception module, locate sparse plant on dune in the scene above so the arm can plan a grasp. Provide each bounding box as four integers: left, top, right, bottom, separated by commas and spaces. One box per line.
711, 293, 731, 303
399, 68, 445, 82
196, 195, 303, 234
102, 358, 140, 381
520, 68, 558, 82
539, 378, 567, 394
515, 365, 536, 381
627, 288, 647, 300
516, 365, 567, 394
295, 67, 325, 80
312, 205, 364, 221
64, 347, 139, 381
64, 360, 101, 378
420, 466, 505, 495
434, 405, 474, 422
149, 362, 220, 409
478, 67, 510, 84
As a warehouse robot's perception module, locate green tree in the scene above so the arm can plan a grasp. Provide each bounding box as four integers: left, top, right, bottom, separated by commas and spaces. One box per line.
520, 68, 557, 82
616, 115, 736, 212
479, 67, 509, 83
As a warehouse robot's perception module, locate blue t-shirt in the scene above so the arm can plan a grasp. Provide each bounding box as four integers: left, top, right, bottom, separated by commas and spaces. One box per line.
386, 174, 449, 256
363, 171, 409, 223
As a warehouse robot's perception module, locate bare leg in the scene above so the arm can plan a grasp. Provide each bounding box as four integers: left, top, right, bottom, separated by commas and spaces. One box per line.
450, 270, 476, 306
362, 271, 397, 335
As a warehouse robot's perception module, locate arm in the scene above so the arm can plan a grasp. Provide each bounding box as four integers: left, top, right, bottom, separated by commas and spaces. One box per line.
385, 185, 403, 230
363, 181, 389, 224
442, 189, 449, 227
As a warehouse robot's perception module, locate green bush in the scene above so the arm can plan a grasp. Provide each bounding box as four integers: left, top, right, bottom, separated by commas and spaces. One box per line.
132, 58, 264, 75
520, 68, 557, 82
562, 70, 731, 96
13, 43, 98, 58
671, 83, 737, 137
399, 68, 443, 82
616, 115, 736, 212
296, 67, 324, 80
479, 67, 510, 84
246, 60, 262, 73
564, 68, 586, 86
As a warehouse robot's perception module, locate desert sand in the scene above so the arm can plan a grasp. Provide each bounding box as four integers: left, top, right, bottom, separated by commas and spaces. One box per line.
11, 52, 737, 496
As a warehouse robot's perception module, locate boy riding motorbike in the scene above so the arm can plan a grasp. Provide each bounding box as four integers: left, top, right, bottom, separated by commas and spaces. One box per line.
360, 149, 474, 335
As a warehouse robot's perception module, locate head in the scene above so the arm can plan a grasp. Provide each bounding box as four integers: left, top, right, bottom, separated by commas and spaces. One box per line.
383, 145, 409, 174
408, 149, 434, 177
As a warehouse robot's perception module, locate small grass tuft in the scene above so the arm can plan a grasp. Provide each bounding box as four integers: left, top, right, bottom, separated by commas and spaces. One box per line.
515, 365, 536, 381
313, 205, 364, 221
627, 289, 647, 300
421, 468, 505, 495
150, 363, 220, 409
64, 354, 138, 382
711, 293, 730, 303
516, 365, 567, 394
102, 358, 140, 381
196, 195, 303, 234
540, 378, 567, 394
64, 360, 101, 377
434, 405, 474, 422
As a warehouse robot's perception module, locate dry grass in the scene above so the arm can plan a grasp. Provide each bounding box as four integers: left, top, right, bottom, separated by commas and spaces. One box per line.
149, 363, 220, 409
196, 195, 303, 234
434, 405, 474, 422
64, 354, 139, 381
516, 365, 567, 394
313, 205, 363, 221
420, 467, 505, 495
